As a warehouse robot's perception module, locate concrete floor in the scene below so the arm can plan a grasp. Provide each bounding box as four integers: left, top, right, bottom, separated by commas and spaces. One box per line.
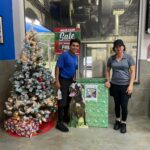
0, 115, 150, 150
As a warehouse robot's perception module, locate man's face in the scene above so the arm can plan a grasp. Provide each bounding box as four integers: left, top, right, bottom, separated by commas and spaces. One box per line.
70, 42, 80, 54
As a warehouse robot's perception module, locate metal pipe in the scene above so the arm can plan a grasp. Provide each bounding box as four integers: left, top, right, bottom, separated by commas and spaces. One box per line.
115, 14, 119, 36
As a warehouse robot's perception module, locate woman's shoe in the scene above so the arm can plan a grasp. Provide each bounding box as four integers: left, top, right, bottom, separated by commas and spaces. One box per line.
120, 123, 127, 133
113, 120, 121, 130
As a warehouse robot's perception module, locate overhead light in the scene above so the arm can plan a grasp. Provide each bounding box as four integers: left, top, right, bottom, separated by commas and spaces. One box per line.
96, 0, 99, 5
113, 9, 125, 15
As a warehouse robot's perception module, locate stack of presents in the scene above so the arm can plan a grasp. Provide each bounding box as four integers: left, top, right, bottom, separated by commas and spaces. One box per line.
4, 117, 39, 137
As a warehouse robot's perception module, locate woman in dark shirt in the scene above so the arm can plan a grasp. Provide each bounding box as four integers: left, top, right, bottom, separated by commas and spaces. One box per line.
105, 39, 135, 133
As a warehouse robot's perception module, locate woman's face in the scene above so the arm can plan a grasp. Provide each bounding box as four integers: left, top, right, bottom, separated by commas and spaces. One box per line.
115, 45, 124, 54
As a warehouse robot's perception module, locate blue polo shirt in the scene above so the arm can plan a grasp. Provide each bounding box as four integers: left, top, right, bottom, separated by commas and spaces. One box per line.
107, 52, 135, 85
56, 51, 78, 79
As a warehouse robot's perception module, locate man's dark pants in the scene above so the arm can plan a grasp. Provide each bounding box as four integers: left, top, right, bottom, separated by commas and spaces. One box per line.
57, 77, 73, 123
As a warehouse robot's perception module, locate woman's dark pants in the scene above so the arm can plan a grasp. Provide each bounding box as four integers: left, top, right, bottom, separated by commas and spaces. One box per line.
110, 83, 131, 121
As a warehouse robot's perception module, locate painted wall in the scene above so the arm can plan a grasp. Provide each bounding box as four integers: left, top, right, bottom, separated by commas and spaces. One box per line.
0, 0, 15, 60
0, 0, 25, 60
0, 0, 25, 121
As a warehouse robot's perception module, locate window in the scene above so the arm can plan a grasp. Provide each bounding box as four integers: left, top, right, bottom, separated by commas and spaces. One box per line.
24, 0, 140, 81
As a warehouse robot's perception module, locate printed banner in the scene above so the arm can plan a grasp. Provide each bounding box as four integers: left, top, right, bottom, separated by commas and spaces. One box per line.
54, 28, 81, 55
85, 84, 98, 101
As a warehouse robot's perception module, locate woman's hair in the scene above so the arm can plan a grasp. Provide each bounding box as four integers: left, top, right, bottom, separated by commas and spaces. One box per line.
112, 39, 126, 52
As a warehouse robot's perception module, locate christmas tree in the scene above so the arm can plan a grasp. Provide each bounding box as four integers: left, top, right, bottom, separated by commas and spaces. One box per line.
4, 31, 57, 124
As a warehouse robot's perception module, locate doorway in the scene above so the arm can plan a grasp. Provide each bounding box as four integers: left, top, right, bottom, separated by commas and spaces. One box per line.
79, 42, 113, 79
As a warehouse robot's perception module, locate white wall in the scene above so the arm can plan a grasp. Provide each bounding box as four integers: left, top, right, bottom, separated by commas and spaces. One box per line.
12, 0, 25, 59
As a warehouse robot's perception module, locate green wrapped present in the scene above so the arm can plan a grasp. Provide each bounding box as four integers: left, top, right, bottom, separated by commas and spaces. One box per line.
77, 78, 108, 128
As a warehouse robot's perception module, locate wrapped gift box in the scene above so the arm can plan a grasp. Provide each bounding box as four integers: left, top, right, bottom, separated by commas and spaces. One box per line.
77, 78, 108, 127
4, 117, 39, 137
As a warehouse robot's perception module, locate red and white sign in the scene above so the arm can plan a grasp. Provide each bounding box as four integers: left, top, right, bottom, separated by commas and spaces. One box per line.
54, 28, 81, 55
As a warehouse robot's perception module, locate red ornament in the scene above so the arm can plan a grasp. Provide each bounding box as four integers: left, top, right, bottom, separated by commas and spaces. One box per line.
38, 77, 43, 82
42, 85, 46, 89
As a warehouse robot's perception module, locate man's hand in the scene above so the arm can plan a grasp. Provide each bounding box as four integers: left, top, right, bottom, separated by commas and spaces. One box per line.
55, 80, 61, 89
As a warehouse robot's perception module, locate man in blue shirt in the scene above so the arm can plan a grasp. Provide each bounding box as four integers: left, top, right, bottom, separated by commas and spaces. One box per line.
55, 39, 80, 132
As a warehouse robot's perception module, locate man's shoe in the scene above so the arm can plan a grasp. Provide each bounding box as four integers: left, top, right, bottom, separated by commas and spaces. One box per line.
120, 123, 127, 133
113, 120, 121, 130
63, 117, 70, 124
56, 122, 69, 132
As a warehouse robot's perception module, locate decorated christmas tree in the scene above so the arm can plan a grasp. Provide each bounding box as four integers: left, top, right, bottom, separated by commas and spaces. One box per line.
4, 31, 57, 137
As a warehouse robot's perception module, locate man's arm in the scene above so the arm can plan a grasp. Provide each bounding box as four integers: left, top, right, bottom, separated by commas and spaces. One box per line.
55, 66, 60, 89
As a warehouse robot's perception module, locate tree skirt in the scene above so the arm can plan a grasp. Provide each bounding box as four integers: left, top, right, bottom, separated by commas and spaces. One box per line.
6, 119, 56, 138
